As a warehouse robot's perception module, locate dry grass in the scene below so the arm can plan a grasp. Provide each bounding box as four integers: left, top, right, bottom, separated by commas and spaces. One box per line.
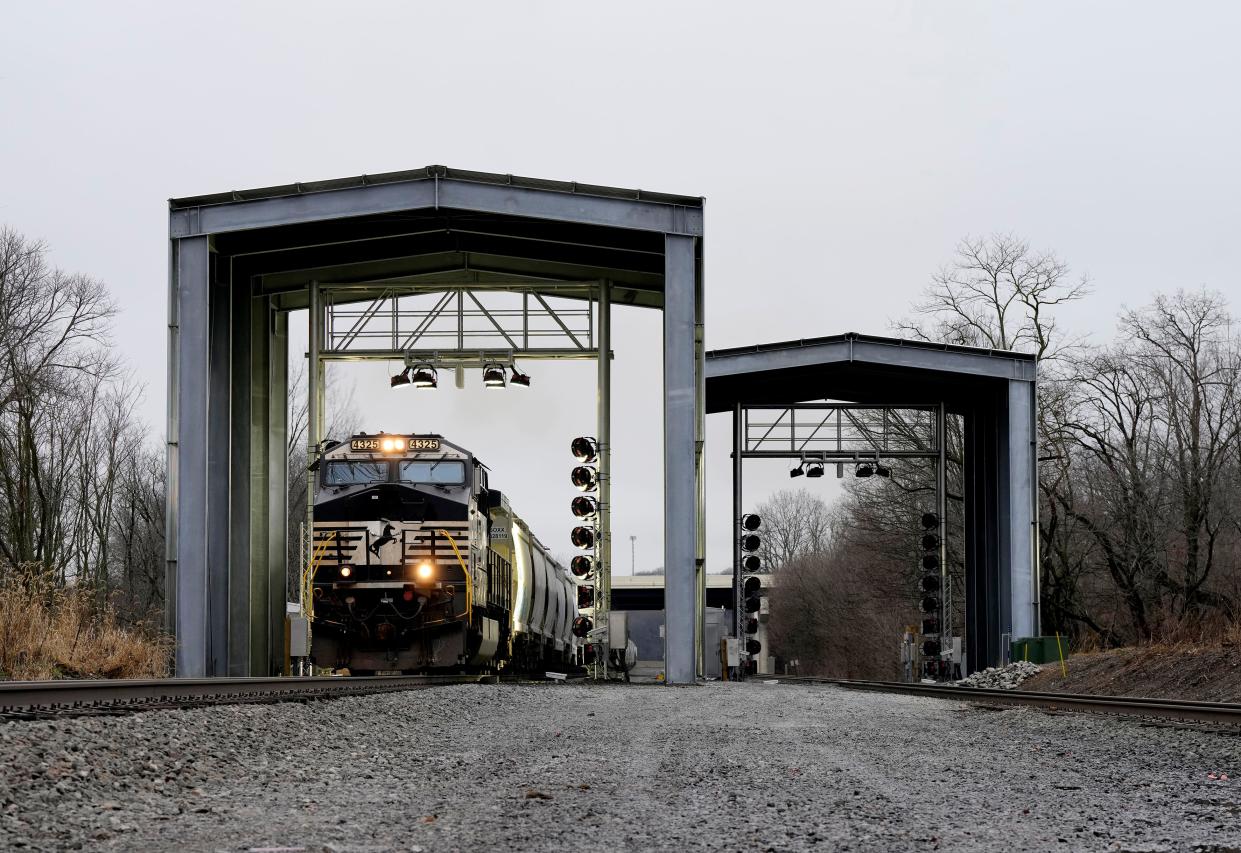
0, 568, 171, 680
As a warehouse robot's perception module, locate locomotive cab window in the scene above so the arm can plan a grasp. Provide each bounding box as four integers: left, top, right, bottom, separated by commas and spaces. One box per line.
323, 461, 389, 486
398, 460, 465, 485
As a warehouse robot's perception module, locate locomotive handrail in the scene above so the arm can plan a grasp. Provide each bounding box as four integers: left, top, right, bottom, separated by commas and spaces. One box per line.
302, 531, 338, 622
436, 528, 473, 624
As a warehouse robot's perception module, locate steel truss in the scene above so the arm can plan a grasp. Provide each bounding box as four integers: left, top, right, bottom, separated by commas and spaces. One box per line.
305, 279, 614, 679
732, 403, 949, 679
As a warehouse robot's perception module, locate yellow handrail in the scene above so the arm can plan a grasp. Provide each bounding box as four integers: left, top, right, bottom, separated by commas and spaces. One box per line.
302, 531, 337, 622
436, 528, 473, 624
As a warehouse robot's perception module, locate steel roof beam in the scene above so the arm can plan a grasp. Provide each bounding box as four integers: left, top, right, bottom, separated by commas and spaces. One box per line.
171, 177, 703, 238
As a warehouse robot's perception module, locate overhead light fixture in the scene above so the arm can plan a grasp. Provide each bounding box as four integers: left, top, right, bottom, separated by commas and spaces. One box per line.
571, 437, 599, 463
390, 367, 412, 390
806, 462, 825, 478
509, 366, 531, 388
571, 465, 598, 491
875, 464, 891, 478
482, 363, 506, 389
855, 463, 874, 478
789, 463, 805, 478
410, 364, 438, 389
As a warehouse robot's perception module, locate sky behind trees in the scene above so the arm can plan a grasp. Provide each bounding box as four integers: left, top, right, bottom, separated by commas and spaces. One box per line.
2, 1, 1238, 573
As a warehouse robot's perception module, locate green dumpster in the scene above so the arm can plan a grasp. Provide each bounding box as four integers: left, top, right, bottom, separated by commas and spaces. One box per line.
1011, 636, 1064, 665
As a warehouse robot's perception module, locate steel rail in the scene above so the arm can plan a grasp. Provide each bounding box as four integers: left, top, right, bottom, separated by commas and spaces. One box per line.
774, 677, 1241, 725
0, 674, 484, 721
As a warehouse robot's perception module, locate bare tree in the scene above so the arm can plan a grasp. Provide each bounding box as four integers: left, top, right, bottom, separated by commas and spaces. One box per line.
753, 489, 833, 571
894, 233, 1089, 362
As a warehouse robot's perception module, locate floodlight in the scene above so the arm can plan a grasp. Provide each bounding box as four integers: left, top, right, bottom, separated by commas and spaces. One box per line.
740, 533, 760, 552
482, 363, 506, 388
920, 575, 941, 593
741, 514, 762, 532
571, 496, 599, 518
571, 465, 598, 491
855, 463, 874, 478
921, 512, 940, 530
390, 367, 412, 389
789, 463, 805, 478
572, 616, 593, 638
875, 464, 891, 478
742, 554, 761, 572
921, 533, 940, 551
571, 526, 596, 549
410, 364, 438, 388
570, 556, 594, 578
805, 463, 825, 478
571, 436, 598, 463
509, 366, 531, 388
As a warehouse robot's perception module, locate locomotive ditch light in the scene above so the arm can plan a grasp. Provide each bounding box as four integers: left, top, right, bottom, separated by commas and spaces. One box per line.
482, 363, 507, 388
922, 554, 939, 571
855, 463, 874, 478
571, 526, 596, 549
742, 554, 761, 572
921, 512, 940, 529
410, 364, 438, 388
922, 639, 941, 657
805, 462, 825, 478
570, 555, 594, 578
745, 639, 762, 655
920, 595, 939, 613
571, 436, 598, 463
743, 576, 762, 596
417, 562, 433, 580
339, 565, 353, 578
571, 496, 599, 518
789, 463, 805, 478
509, 366, 531, 388
572, 615, 593, 638
571, 465, 598, 491
744, 617, 759, 634
741, 514, 762, 532
921, 533, 940, 551
390, 367, 412, 389
740, 533, 760, 552
920, 575, 940, 593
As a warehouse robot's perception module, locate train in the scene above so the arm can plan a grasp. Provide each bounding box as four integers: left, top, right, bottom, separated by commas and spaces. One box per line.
307, 432, 585, 674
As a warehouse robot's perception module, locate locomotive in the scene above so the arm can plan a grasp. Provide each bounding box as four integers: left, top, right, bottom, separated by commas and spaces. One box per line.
307, 432, 582, 674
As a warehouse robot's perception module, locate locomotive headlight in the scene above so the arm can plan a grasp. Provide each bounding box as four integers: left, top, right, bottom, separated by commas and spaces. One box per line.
417, 562, 433, 580
339, 565, 353, 578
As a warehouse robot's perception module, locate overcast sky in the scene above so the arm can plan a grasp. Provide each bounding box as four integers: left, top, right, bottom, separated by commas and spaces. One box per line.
3, 2, 1239, 577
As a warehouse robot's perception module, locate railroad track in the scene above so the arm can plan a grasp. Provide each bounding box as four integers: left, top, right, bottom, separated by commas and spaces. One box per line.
0, 674, 485, 721
774, 676, 1241, 725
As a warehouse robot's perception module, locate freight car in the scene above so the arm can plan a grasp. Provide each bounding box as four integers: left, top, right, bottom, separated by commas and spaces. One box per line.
306, 433, 582, 674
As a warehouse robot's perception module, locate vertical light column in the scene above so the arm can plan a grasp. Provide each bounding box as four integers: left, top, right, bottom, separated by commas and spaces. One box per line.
306, 281, 321, 576
732, 403, 743, 673
663, 235, 698, 684
596, 280, 611, 677
1007, 379, 1038, 640
172, 236, 210, 678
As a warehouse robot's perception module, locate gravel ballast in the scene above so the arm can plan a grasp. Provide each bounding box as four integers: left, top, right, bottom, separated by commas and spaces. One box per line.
1, 682, 1239, 851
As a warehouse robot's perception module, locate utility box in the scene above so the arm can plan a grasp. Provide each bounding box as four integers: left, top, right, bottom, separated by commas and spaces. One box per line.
1011, 636, 1064, 665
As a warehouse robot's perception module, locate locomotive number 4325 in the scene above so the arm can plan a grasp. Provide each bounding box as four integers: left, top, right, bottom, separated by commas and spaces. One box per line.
349, 436, 441, 452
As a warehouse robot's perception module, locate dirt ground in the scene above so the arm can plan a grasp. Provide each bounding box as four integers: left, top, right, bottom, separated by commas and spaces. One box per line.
1022, 644, 1241, 702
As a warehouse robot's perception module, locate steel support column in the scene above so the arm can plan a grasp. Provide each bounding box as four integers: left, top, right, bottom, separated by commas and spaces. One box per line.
171, 236, 211, 677
663, 235, 698, 684
267, 311, 290, 675
1007, 379, 1039, 639
227, 271, 252, 676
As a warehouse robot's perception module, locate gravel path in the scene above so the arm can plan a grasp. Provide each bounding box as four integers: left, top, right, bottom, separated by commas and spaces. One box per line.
2, 682, 1239, 851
